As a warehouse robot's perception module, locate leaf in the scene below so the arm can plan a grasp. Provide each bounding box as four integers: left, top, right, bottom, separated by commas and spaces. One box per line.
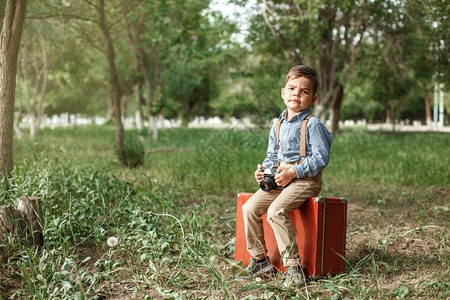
80, 256, 92, 265
161, 241, 169, 250
61, 280, 72, 290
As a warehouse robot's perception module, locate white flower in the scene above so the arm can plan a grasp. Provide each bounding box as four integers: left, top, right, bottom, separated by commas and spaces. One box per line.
107, 236, 118, 248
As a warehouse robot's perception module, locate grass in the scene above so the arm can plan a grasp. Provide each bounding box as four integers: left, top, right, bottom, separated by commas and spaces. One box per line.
1, 125, 449, 299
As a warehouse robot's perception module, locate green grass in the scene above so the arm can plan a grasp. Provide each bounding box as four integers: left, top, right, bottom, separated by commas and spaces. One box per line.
327, 129, 450, 188
1, 125, 449, 299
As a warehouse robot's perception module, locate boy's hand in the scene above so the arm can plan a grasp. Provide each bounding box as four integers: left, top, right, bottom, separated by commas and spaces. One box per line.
275, 166, 297, 187
255, 164, 264, 184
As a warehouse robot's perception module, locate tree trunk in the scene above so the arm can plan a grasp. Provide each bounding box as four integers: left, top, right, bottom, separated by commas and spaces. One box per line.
0, 0, 27, 180
133, 52, 142, 131
385, 102, 395, 131
29, 38, 43, 138
424, 95, 431, 126
21, 30, 48, 140
0, 197, 43, 247
140, 59, 152, 136
29, 113, 37, 138
17, 196, 43, 247
127, 13, 143, 131
134, 78, 143, 131
385, 104, 393, 124
106, 95, 116, 120
14, 112, 23, 139
149, 114, 159, 140
330, 84, 343, 134
150, 50, 163, 140
316, 6, 336, 124
34, 30, 49, 137
98, 0, 125, 164
154, 52, 163, 113
14, 73, 24, 140
313, 102, 328, 123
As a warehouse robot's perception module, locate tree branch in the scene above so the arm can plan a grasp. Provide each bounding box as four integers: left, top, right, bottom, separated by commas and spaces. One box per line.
107, 0, 145, 31
26, 12, 97, 24
262, 0, 290, 61
81, 0, 99, 10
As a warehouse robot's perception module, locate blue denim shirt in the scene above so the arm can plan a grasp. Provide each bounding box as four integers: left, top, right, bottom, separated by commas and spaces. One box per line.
262, 107, 333, 178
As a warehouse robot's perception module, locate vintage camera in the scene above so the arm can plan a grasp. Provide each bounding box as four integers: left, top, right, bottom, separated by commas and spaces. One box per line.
259, 166, 280, 192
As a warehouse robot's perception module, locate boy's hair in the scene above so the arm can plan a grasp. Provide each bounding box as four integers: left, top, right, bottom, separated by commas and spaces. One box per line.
284, 65, 319, 95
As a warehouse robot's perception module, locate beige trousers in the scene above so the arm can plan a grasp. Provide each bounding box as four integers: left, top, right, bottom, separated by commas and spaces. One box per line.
242, 161, 322, 267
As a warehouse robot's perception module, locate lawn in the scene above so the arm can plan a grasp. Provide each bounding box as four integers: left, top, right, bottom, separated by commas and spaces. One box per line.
1, 125, 449, 299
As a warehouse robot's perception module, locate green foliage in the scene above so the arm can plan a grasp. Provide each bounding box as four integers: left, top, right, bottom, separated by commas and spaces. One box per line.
13, 0, 449, 126
242, 0, 450, 123
117, 131, 145, 168
158, 0, 237, 124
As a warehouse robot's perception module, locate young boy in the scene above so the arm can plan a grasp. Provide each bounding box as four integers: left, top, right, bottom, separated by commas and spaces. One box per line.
242, 65, 332, 286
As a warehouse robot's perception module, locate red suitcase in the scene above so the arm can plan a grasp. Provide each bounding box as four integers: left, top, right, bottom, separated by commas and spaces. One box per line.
235, 192, 347, 277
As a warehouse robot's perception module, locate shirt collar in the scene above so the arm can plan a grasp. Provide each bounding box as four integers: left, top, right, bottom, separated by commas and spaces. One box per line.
279, 107, 312, 122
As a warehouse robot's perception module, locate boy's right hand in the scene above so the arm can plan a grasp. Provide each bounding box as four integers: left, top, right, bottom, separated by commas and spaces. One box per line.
255, 164, 264, 184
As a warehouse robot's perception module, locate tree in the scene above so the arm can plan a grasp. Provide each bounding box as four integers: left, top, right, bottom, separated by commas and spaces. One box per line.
246, 0, 380, 133
18, 25, 49, 139
59, 0, 140, 164
340, 0, 448, 124
125, 9, 144, 131
95, 0, 125, 162
124, 0, 165, 139
160, 0, 235, 126
0, 0, 27, 180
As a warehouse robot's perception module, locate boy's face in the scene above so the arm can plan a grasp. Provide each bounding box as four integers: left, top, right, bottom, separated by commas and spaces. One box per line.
281, 76, 317, 117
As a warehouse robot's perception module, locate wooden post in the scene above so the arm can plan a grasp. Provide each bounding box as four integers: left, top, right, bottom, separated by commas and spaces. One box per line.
17, 196, 44, 247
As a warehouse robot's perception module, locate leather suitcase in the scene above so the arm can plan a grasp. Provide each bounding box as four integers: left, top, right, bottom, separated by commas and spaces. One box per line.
235, 192, 347, 277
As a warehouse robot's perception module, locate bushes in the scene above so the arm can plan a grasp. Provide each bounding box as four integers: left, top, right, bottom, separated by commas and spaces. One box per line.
116, 131, 145, 168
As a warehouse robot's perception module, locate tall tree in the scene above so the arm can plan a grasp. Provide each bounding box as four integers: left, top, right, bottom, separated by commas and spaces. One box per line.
341, 0, 448, 124
126, 10, 144, 131
0, 0, 27, 180
59, 0, 139, 164
19, 26, 49, 139
124, 1, 160, 138
247, 0, 374, 133
96, 0, 125, 162
161, 0, 234, 126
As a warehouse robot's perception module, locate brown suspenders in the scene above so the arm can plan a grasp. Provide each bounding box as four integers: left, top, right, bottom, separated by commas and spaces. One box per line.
276, 113, 313, 158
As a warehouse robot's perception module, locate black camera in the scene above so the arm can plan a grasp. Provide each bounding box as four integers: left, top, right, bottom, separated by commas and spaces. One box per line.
259, 167, 280, 192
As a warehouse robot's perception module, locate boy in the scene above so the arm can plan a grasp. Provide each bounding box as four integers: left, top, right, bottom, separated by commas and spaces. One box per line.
242, 65, 332, 286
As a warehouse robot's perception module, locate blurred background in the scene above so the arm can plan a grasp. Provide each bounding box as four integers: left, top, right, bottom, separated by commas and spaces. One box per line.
3, 0, 449, 140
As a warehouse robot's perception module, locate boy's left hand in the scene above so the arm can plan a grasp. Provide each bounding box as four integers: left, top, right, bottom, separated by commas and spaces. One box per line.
275, 167, 297, 187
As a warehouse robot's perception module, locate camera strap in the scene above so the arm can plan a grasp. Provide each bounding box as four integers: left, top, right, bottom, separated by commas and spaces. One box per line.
276, 113, 313, 159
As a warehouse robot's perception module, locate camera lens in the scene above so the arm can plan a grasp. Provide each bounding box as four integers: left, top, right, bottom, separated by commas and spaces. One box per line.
260, 178, 277, 192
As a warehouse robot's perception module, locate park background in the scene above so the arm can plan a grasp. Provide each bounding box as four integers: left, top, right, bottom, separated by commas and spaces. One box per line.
0, 0, 449, 299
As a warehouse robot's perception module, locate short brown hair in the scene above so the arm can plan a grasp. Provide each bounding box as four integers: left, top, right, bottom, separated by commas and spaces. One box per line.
284, 65, 318, 95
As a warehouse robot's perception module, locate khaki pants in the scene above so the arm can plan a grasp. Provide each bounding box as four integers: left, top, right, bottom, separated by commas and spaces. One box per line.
242, 161, 322, 267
